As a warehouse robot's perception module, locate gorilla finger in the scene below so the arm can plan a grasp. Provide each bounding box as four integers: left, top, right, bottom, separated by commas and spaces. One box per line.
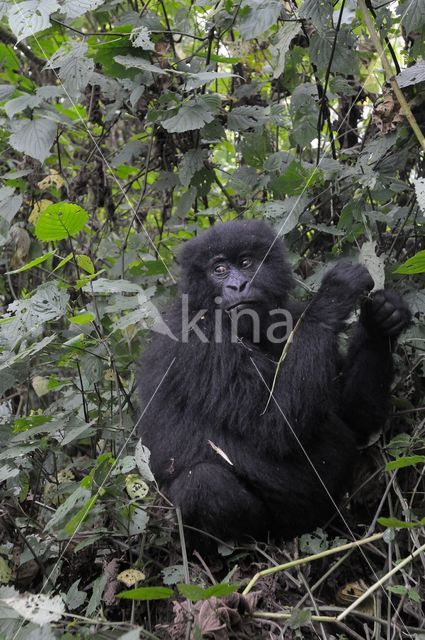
374, 301, 397, 323
386, 319, 410, 336
381, 310, 402, 332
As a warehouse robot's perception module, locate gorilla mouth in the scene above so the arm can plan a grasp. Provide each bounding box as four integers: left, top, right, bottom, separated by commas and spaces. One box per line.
226, 300, 259, 312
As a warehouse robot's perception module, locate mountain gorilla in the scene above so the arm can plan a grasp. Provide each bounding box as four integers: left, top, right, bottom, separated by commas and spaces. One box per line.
138, 220, 410, 543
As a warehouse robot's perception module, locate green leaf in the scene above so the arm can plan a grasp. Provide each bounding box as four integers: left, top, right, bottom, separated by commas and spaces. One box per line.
162, 99, 215, 133
396, 60, 425, 88
399, 0, 425, 33
183, 71, 235, 91
261, 196, 308, 234
64, 495, 98, 535
5, 251, 55, 275
76, 255, 95, 274
378, 516, 425, 529
385, 455, 425, 471
117, 586, 173, 600
239, 0, 282, 40
69, 312, 95, 325
114, 55, 167, 75
271, 22, 302, 79
395, 249, 425, 275
62, 0, 106, 19
177, 582, 239, 601
9, 117, 57, 164
35, 203, 89, 241
179, 149, 207, 187
297, 0, 333, 30
227, 106, 267, 131
8, 0, 59, 42
46, 486, 91, 531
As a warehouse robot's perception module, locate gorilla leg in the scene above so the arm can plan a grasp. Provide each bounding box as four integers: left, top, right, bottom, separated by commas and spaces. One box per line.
168, 463, 270, 541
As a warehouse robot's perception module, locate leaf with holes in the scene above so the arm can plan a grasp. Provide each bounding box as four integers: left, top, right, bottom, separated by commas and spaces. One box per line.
8, 0, 59, 42
35, 203, 89, 241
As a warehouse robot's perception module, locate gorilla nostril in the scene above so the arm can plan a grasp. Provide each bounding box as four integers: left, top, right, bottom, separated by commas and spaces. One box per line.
239, 281, 248, 292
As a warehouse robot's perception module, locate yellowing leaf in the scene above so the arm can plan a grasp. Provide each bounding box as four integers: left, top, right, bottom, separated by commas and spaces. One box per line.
37, 170, 65, 190
29, 199, 53, 224
32, 376, 50, 397
117, 568, 146, 587
0, 556, 12, 584
125, 474, 149, 500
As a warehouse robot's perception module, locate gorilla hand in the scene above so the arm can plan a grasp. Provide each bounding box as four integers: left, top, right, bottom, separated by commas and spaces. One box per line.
361, 290, 411, 339
311, 262, 374, 328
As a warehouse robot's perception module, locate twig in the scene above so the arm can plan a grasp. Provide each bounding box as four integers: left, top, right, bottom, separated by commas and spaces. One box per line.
337, 540, 425, 621
358, 0, 425, 151
243, 532, 384, 595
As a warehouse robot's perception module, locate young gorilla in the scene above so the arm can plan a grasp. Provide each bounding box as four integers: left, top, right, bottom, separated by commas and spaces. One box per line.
138, 220, 411, 543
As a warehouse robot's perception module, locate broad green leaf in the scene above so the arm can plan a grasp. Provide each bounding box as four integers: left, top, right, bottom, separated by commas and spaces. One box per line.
395, 250, 425, 275
8, 0, 59, 42
35, 203, 89, 241
385, 455, 425, 471
399, 0, 425, 33
62, 0, 105, 19
114, 55, 166, 75
46, 42, 95, 96
179, 149, 207, 187
183, 71, 235, 91
271, 22, 302, 79
76, 255, 95, 274
4, 94, 43, 119
52, 252, 73, 272
64, 495, 98, 535
9, 117, 57, 164
0, 84, 16, 101
45, 486, 91, 531
5, 251, 55, 275
297, 0, 333, 30
117, 586, 173, 600
83, 278, 142, 294
162, 99, 215, 133
413, 177, 425, 213
69, 312, 95, 325
0, 334, 56, 370
227, 106, 267, 131
309, 28, 357, 74
177, 583, 239, 601
396, 60, 425, 88
378, 516, 425, 528
261, 196, 308, 234
239, 0, 282, 40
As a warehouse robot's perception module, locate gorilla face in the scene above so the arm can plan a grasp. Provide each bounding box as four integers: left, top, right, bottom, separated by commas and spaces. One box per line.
179, 219, 295, 316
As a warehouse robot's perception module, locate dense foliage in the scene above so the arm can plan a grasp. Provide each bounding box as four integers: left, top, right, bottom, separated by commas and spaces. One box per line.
0, 0, 424, 638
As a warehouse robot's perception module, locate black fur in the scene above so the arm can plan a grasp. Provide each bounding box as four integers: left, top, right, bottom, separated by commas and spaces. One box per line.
138, 220, 411, 543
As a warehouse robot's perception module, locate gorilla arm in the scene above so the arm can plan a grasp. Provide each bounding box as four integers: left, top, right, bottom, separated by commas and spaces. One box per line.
269, 262, 374, 446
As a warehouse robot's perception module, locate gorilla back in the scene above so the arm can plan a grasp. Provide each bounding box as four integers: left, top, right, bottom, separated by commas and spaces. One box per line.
138, 220, 410, 543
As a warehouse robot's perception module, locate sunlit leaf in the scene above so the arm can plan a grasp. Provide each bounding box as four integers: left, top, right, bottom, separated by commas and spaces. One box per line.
35, 203, 89, 241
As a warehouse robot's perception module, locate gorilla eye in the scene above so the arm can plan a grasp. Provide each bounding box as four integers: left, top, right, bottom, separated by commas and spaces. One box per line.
214, 263, 228, 276
240, 257, 252, 269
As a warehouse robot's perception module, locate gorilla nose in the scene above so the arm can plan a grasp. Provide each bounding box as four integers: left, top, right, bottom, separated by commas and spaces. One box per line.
226, 279, 249, 292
